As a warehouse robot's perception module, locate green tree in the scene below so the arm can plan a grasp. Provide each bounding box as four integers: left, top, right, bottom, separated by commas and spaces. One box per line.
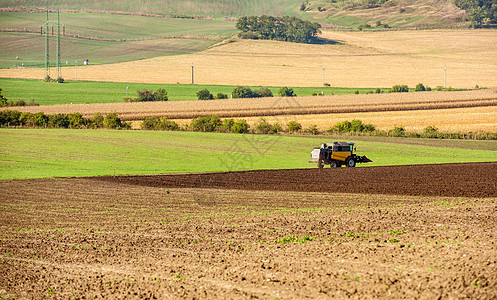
279, 87, 296, 97
216, 93, 228, 99
190, 115, 222, 132
232, 86, 258, 98
415, 83, 426, 91
390, 85, 409, 93
255, 87, 274, 97
197, 89, 214, 100
153, 88, 169, 101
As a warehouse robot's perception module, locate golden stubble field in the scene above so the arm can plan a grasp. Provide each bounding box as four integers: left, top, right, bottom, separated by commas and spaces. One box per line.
1, 29, 496, 88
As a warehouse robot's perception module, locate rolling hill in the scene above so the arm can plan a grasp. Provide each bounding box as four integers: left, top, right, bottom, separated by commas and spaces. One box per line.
0, 0, 468, 28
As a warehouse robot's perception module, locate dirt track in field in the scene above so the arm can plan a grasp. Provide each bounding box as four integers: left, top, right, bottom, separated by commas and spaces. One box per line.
92, 162, 497, 198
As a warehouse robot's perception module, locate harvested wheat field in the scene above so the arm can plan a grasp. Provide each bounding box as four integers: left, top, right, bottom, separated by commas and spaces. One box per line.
1, 163, 496, 298
1, 30, 496, 88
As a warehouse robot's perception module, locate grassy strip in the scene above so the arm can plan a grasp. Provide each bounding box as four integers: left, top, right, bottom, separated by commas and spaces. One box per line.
0, 78, 385, 105
1, 128, 496, 180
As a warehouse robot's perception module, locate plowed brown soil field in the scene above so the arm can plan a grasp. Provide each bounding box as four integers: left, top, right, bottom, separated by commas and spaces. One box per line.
94, 162, 497, 198
1, 163, 496, 298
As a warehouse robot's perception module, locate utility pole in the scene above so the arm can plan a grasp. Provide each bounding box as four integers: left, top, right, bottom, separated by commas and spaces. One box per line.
45, 8, 49, 79
191, 63, 194, 84
42, 8, 64, 81
444, 66, 447, 89
56, 9, 61, 80
322, 65, 325, 86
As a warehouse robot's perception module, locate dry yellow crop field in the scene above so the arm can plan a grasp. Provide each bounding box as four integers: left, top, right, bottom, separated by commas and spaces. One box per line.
5, 89, 496, 133
1, 29, 496, 88
234, 106, 497, 133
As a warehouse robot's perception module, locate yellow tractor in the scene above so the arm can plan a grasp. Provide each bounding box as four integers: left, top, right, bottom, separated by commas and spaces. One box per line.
309, 142, 372, 168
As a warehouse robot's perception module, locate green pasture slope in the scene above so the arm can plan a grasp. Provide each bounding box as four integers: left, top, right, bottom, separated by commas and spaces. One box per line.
0, 78, 385, 105
1, 129, 496, 180
0, 11, 237, 68
0, 0, 303, 18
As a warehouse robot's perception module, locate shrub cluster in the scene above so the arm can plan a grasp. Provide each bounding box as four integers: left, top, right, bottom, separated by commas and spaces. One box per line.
0, 110, 129, 129
232, 86, 273, 99
329, 119, 375, 133
189, 115, 250, 133
196, 89, 228, 100
253, 118, 282, 134
123, 88, 168, 102
141, 116, 179, 131
236, 15, 321, 43
390, 85, 409, 93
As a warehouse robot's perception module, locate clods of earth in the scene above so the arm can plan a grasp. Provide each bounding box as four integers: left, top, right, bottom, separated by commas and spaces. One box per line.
1, 162, 496, 298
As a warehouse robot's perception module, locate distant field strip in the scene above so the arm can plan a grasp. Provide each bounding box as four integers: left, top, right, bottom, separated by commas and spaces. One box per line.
2, 30, 496, 88
4, 89, 496, 121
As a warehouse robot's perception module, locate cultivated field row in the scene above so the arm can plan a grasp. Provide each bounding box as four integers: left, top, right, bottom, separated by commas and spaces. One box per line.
5, 89, 496, 123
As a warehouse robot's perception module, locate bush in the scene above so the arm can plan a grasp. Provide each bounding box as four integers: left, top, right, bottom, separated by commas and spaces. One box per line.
48, 113, 69, 128
330, 119, 375, 133
142, 116, 179, 131
231, 119, 250, 133
278, 87, 296, 97
390, 85, 409, 93
255, 87, 273, 97
232, 86, 257, 98
221, 118, 235, 132
216, 93, 228, 99
89, 113, 104, 128
0, 110, 21, 126
68, 113, 85, 128
389, 126, 406, 137
103, 113, 122, 129
126, 88, 169, 102
287, 120, 302, 133
190, 115, 222, 132
305, 124, 320, 135
197, 89, 214, 100
273, 122, 283, 133
415, 83, 426, 92
423, 125, 439, 136
253, 118, 274, 134
375, 88, 382, 94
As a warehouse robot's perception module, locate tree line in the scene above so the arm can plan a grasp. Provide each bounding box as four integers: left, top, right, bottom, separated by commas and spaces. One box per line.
236, 15, 321, 43
455, 0, 497, 27
0, 110, 130, 129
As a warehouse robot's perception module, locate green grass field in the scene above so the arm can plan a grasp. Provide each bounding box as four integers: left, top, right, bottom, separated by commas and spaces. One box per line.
0, 11, 237, 68
1, 129, 496, 180
0, 0, 303, 17
0, 78, 387, 105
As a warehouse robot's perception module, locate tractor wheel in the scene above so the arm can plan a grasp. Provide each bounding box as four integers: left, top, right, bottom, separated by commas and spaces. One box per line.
331, 161, 338, 168
345, 157, 356, 167
318, 159, 324, 169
